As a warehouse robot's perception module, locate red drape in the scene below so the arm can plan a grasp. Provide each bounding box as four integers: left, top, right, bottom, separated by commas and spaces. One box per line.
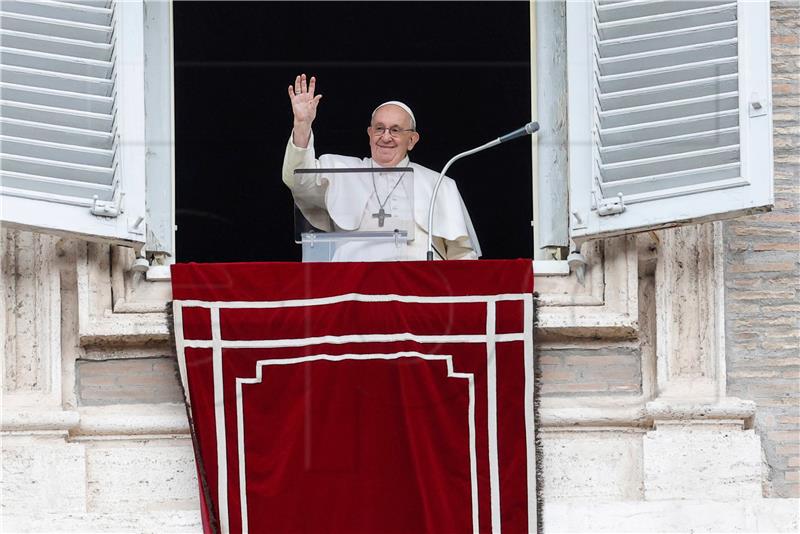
171, 260, 535, 534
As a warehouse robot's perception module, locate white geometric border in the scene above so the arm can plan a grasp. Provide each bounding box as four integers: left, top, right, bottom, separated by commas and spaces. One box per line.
235, 352, 477, 534
173, 292, 535, 534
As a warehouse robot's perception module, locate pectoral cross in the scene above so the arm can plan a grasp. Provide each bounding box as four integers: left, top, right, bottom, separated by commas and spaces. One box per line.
372, 207, 391, 227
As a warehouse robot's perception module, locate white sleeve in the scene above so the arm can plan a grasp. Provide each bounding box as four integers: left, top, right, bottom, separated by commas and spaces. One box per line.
282, 131, 320, 187
444, 235, 479, 260
281, 131, 332, 231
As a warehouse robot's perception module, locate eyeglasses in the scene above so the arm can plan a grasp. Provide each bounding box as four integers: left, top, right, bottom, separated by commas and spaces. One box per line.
371, 125, 415, 138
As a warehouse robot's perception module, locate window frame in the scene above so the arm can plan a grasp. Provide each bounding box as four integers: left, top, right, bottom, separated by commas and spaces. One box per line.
142, 0, 175, 258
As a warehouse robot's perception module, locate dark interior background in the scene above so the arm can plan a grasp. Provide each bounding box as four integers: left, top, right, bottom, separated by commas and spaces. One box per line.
174, 1, 532, 262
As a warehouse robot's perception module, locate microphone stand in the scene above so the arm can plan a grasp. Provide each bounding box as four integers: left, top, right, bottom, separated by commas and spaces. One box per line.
426, 122, 539, 261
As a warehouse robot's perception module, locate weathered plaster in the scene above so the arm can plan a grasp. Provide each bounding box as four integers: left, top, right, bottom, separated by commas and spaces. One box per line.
2, 230, 62, 406
541, 428, 645, 501
1, 435, 87, 515
643, 422, 763, 501
536, 236, 639, 338
85, 438, 198, 513
655, 223, 721, 399
77, 242, 170, 345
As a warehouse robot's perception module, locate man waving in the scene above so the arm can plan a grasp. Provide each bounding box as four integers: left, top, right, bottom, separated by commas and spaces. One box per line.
282, 74, 480, 261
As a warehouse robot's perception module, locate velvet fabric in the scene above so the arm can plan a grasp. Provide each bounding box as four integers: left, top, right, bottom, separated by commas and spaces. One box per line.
172, 260, 535, 533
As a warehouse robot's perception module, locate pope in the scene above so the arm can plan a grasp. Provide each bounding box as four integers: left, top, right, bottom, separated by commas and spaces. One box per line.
282, 73, 480, 261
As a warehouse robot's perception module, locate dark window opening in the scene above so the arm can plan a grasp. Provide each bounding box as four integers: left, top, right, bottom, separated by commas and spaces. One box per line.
174, 1, 532, 263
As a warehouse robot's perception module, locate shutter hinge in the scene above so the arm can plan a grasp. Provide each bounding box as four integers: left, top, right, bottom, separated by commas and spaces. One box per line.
90, 194, 122, 218
597, 193, 626, 217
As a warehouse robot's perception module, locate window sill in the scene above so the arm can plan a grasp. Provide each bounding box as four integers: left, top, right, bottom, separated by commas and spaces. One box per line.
145, 264, 172, 281
532, 259, 570, 276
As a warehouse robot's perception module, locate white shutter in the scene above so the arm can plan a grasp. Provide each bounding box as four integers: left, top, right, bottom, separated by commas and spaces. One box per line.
567, 0, 773, 242
1, 0, 146, 246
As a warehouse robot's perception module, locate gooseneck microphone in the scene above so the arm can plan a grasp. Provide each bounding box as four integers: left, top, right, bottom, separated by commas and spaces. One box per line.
498, 121, 541, 144
426, 121, 540, 261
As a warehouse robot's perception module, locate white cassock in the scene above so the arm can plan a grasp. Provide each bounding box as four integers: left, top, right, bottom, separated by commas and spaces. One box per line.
282, 132, 481, 261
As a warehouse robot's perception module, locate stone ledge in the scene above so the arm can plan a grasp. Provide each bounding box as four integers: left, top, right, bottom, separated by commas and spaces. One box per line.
72, 404, 190, 437
645, 397, 757, 429
1, 409, 80, 433
79, 312, 171, 346
539, 398, 759, 430
537, 312, 640, 339
540, 406, 648, 428
0, 405, 192, 437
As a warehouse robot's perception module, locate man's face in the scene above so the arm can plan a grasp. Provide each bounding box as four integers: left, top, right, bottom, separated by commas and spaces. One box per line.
368, 105, 420, 167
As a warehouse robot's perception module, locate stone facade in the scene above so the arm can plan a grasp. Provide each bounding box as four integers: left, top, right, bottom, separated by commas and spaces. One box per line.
1, 234, 199, 532
723, 0, 800, 500
1, 2, 799, 533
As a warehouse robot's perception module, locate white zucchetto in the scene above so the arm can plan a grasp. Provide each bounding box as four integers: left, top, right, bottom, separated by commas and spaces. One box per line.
372, 101, 417, 130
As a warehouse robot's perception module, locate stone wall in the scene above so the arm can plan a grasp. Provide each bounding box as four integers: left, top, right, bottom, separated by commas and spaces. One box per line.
723, 0, 800, 499
538, 344, 643, 396
76, 357, 183, 406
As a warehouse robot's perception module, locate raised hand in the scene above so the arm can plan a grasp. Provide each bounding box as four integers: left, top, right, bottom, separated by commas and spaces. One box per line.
288, 73, 322, 129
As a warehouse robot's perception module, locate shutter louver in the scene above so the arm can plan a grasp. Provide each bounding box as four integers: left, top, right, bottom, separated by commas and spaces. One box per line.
1, 0, 118, 207
567, 0, 773, 242
594, 0, 742, 205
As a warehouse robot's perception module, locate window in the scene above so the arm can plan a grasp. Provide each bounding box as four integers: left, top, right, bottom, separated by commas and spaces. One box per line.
566, 0, 773, 243
173, 1, 533, 262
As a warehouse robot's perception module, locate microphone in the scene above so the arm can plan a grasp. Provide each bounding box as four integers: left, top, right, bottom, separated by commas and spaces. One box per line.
426, 121, 540, 261
498, 122, 540, 144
